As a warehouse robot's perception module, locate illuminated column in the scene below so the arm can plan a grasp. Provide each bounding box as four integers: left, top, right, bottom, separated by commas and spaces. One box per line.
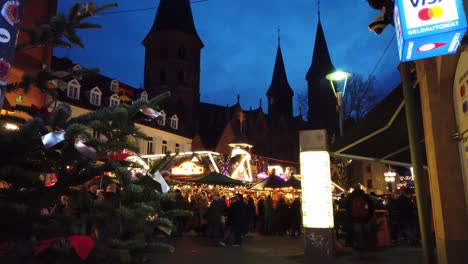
300, 130, 335, 264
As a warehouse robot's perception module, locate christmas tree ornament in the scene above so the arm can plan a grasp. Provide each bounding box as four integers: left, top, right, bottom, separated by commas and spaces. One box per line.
44, 173, 57, 187
139, 107, 161, 119
74, 138, 97, 159
41, 130, 65, 149
151, 171, 170, 193
1, 0, 20, 26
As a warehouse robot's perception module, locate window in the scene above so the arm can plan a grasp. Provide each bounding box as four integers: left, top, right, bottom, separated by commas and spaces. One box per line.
90, 87, 102, 106
170, 115, 179, 129
367, 179, 373, 189
178, 46, 185, 59
140, 91, 148, 101
147, 138, 154, 154
366, 165, 372, 173
67, 79, 80, 99
158, 110, 166, 126
72, 64, 82, 79
175, 143, 180, 153
160, 68, 166, 83
110, 80, 119, 92
92, 129, 101, 140
160, 47, 168, 58
162, 140, 167, 154
109, 94, 120, 107
178, 71, 185, 83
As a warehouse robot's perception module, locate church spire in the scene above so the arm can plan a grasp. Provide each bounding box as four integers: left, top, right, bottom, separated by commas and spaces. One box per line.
267, 31, 294, 120
306, 15, 335, 82
267, 37, 294, 98
144, 0, 202, 45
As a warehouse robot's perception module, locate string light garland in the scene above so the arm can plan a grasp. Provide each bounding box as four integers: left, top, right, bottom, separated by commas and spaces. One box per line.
100, 0, 209, 15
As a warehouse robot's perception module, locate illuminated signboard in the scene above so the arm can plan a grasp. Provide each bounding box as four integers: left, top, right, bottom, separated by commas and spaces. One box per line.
171, 161, 204, 175
300, 151, 334, 228
394, 0, 467, 61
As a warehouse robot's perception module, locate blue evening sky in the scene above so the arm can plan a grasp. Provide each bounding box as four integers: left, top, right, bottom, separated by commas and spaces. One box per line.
54, 0, 401, 115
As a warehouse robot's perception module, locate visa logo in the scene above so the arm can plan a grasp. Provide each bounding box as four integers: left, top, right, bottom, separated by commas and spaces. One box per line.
410, 0, 443, 8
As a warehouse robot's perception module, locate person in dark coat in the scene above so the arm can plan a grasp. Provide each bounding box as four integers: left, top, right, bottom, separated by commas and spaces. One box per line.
345, 184, 375, 253
257, 196, 265, 233
397, 188, 417, 243
274, 197, 289, 235
173, 189, 187, 237
289, 197, 302, 237
247, 196, 257, 234
219, 196, 243, 247
263, 195, 274, 235
206, 195, 224, 238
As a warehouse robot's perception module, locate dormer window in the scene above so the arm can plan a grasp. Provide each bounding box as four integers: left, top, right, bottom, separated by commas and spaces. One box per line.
178, 71, 185, 84
109, 93, 120, 107
158, 110, 166, 126
72, 64, 82, 79
160, 46, 168, 58
178, 46, 185, 59
89, 87, 102, 106
110, 80, 119, 92
160, 68, 166, 83
67, 79, 81, 99
140, 91, 148, 101
170, 115, 179, 129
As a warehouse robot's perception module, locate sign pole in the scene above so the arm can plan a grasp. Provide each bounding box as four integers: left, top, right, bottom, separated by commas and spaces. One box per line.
0, 0, 25, 110
401, 62, 435, 264
300, 130, 335, 264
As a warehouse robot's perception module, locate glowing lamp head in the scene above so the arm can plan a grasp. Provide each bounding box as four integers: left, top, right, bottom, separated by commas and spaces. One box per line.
325, 71, 351, 82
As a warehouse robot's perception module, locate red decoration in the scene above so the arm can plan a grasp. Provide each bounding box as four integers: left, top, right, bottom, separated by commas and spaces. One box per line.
111, 153, 130, 161
35, 235, 95, 260
67, 235, 95, 260
0, 58, 11, 85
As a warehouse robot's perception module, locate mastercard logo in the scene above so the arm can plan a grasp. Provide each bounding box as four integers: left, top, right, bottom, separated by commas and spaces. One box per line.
417, 42, 446, 52
418, 6, 444, 21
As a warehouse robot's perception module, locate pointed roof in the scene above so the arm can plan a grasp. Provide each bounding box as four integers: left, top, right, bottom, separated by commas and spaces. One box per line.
267, 43, 294, 97
145, 0, 202, 45
306, 18, 335, 81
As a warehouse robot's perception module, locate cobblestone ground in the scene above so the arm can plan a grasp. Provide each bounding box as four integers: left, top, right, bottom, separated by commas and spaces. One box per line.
151, 234, 424, 264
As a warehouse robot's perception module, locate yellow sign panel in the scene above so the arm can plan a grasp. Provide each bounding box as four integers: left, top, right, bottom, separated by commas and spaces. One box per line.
171, 161, 204, 175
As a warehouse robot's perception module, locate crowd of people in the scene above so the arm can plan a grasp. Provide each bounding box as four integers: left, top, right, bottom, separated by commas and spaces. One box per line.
45, 179, 420, 253
335, 184, 420, 254
168, 188, 303, 247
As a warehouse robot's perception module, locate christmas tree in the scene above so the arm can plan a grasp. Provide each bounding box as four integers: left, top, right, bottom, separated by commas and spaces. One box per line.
0, 2, 188, 263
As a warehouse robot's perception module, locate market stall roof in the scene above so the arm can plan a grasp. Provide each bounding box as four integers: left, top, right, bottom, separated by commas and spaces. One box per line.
250, 175, 301, 190
329, 84, 426, 166
187, 172, 246, 186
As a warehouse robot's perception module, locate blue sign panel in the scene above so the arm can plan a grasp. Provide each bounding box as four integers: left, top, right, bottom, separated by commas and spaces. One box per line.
394, 0, 467, 62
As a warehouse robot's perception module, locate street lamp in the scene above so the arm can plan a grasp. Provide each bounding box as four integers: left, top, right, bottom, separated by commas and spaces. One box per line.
326, 70, 351, 137
384, 166, 396, 193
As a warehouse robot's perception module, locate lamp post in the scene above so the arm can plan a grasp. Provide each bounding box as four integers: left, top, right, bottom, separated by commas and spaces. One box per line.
325, 71, 351, 137
384, 167, 396, 193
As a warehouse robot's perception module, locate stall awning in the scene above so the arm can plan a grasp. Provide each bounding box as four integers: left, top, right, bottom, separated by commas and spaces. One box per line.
329, 84, 426, 167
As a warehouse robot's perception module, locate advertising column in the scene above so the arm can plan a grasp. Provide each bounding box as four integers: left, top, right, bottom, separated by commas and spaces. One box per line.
299, 130, 334, 264
453, 46, 468, 213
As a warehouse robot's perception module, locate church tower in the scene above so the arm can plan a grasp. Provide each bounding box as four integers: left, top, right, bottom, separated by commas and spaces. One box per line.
266, 33, 294, 120
142, 0, 204, 136
306, 14, 339, 135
